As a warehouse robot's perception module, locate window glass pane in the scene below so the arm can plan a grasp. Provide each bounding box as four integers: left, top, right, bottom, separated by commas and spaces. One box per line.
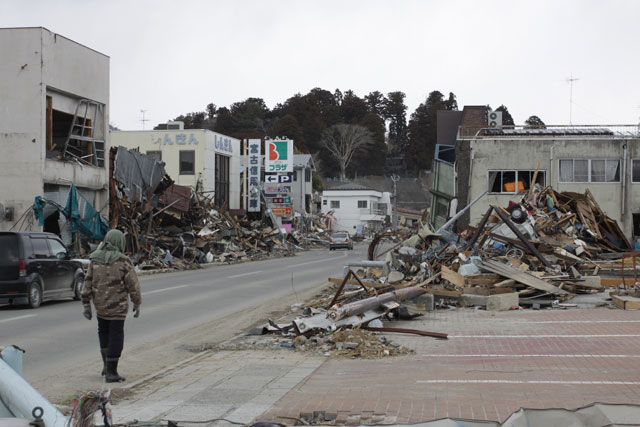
358, 200, 367, 208
48, 239, 67, 258
574, 160, 588, 182
559, 160, 573, 182
31, 238, 50, 258
488, 171, 502, 193
536, 171, 546, 186
518, 171, 532, 191
330, 200, 340, 209
502, 171, 516, 192
606, 160, 620, 182
633, 160, 640, 183
179, 151, 194, 175
591, 160, 605, 182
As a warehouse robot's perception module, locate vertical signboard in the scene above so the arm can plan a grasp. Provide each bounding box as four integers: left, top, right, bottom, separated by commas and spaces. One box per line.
265, 139, 293, 173
248, 139, 261, 212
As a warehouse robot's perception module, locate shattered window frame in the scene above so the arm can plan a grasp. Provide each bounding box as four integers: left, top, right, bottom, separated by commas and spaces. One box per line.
487, 170, 546, 194
559, 158, 620, 183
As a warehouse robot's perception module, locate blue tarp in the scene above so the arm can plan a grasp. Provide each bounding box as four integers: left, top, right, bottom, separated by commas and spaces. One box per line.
33, 185, 109, 240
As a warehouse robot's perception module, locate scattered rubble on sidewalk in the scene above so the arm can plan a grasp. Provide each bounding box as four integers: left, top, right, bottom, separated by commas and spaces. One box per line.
237, 184, 639, 358
108, 146, 334, 271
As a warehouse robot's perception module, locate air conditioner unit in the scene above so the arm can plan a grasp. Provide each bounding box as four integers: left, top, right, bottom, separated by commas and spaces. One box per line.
488, 111, 502, 128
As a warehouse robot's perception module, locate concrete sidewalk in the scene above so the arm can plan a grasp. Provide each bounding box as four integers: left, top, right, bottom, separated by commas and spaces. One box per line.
111, 301, 640, 426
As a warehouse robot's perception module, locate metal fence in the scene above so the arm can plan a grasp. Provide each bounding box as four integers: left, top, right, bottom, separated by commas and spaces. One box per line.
458, 124, 640, 140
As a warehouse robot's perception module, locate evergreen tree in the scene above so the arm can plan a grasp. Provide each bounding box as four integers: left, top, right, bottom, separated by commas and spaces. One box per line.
384, 91, 408, 149
524, 115, 546, 128
495, 105, 515, 126
406, 90, 457, 171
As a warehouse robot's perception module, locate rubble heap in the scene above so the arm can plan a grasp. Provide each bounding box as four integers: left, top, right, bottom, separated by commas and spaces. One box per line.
246, 184, 637, 357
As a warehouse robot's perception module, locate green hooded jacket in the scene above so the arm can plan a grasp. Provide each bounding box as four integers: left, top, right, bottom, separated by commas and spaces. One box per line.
89, 229, 125, 265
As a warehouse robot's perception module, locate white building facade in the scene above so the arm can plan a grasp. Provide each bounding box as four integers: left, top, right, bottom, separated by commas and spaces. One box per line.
321, 184, 391, 233
111, 129, 242, 209
0, 27, 110, 236
291, 154, 315, 215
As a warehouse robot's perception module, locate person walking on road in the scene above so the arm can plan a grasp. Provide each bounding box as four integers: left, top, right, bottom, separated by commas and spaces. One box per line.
81, 229, 141, 383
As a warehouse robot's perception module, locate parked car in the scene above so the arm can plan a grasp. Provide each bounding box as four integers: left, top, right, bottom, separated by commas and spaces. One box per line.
329, 232, 353, 251
0, 232, 84, 308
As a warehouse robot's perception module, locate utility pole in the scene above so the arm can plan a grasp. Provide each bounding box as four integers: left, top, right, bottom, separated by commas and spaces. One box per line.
391, 174, 400, 230
140, 109, 149, 130
566, 74, 579, 125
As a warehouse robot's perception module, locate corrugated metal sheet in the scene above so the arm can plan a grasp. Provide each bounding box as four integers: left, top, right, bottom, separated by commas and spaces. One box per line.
114, 146, 166, 202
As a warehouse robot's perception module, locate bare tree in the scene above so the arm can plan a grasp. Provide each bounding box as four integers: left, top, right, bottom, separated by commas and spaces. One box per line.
320, 124, 373, 179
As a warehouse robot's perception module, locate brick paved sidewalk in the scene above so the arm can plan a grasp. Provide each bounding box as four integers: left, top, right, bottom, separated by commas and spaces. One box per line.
258, 308, 640, 425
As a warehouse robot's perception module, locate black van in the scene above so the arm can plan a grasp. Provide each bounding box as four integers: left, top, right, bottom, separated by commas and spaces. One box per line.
0, 232, 84, 308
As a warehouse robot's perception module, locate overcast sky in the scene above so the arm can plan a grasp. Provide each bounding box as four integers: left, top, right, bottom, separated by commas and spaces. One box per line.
2, 0, 639, 131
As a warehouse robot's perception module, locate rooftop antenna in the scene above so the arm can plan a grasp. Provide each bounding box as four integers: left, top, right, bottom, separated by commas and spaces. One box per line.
565, 73, 580, 125
140, 109, 149, 130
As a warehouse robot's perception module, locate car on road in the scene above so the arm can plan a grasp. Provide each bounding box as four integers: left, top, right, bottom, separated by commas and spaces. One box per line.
0, 232, 84, 308
329, 232, 353, 251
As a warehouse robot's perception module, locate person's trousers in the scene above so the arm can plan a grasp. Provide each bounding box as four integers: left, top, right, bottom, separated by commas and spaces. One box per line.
97, 317, 125, 358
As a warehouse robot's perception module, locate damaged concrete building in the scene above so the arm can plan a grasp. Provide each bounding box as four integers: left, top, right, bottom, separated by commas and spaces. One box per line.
111, 126, 242, 210
0, 27, 110, 242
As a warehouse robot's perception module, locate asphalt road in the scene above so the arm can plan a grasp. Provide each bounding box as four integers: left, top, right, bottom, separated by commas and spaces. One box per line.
0, 244, 370, 381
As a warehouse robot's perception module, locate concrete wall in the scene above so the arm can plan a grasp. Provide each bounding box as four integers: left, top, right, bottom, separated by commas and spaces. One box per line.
0, 27, 110, 232
466, 136, 640, 238
111, 129, 241, 209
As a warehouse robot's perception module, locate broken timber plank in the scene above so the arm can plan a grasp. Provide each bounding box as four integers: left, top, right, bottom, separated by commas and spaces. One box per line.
441, 266, 466, 287
478, 260, 569, 295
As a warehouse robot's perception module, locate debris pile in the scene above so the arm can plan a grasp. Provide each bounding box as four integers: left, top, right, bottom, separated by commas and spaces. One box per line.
109, 146, 331, 270
248, 184, 636, 356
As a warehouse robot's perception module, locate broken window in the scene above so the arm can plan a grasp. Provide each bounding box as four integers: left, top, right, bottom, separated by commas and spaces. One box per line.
179, 150, 195, 175
330, 200, 340, 209
559, 159, 620, 183
488, 170, 546, 194
323, 199, 327, 206
47, 92, 106, 167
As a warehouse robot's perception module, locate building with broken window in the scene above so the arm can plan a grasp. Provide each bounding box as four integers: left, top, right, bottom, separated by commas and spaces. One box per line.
456, 125, 640, 240
110, 127, 241, 209
0, 27, 110, 240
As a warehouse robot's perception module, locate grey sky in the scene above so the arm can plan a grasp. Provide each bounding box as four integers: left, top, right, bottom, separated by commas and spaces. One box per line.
2, 0, 639, 131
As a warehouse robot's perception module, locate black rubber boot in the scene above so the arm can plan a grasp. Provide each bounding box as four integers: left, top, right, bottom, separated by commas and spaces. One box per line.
105, 357, 126, 383
100, 348, 107, 376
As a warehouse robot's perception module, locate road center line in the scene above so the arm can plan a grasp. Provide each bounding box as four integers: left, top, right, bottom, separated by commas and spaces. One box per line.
287, 254, 347, 268
144, 284, 189, 295
227, 270, 263, 279
418, 354, 640, 358
416, 380, 640, 385
0, 314, 37, 323
451, 334, 640, 338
